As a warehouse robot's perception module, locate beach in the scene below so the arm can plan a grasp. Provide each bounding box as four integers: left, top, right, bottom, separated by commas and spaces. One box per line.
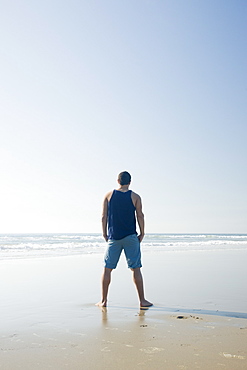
1, 250, 247, 369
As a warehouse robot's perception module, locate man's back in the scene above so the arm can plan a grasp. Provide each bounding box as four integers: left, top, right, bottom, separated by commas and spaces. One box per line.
107, 189, 136, 240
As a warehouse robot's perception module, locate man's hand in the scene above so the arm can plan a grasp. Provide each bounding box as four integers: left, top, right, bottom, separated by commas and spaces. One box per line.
138, 234, 144, 243
103, 234, 109, 242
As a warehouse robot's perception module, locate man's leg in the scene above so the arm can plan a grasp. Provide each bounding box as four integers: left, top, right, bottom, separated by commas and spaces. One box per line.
132, 268, 153, 307
96, 267, 112, 307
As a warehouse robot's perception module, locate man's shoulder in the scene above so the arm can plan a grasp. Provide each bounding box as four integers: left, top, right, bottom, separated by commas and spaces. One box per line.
104, 190, 114, 201
131, 190, 141, 199
131, 191, 141, 207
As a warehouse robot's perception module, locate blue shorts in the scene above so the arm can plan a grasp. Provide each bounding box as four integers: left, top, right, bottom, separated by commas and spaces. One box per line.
104, 234, 142, 269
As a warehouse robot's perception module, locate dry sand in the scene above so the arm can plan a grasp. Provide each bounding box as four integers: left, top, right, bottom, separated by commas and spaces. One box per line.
1, 251, 247, 369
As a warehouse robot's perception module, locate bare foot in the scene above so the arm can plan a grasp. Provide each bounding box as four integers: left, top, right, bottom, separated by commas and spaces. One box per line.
140, 299, 153, 308
95, 301, 107, 307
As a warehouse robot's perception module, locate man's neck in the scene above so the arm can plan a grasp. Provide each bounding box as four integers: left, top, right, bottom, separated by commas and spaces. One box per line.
117, 185, 130, 192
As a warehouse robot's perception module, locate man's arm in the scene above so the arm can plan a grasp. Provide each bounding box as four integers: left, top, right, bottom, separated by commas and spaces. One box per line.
102, 196, 108, 242
102, 191, 113, 241
134, 194, 145, 242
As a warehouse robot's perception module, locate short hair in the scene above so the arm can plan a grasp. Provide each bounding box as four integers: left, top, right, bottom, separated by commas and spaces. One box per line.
118, 171, 131, 185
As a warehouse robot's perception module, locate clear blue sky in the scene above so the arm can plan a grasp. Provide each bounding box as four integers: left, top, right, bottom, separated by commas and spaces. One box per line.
1, 0, 246, 233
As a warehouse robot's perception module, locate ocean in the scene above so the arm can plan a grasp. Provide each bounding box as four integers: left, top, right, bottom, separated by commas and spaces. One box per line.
1, 233, 247, 260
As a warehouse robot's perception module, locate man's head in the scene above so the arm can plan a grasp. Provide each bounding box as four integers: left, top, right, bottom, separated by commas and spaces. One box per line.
118, 171, 131, 186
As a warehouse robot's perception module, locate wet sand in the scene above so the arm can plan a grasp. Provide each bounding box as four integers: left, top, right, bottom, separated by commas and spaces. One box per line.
1, 250, 247, 369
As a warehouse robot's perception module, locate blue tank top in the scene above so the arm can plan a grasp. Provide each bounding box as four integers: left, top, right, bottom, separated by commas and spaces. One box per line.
108, 190, 137, 240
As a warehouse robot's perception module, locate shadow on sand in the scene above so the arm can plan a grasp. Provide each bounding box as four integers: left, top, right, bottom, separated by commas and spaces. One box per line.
106, 305, 247, 319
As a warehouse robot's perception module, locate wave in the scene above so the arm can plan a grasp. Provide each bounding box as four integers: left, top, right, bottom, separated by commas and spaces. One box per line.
0, 233, 247, 260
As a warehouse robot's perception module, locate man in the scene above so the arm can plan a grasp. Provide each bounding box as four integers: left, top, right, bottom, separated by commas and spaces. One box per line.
96, 171, 152, 308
